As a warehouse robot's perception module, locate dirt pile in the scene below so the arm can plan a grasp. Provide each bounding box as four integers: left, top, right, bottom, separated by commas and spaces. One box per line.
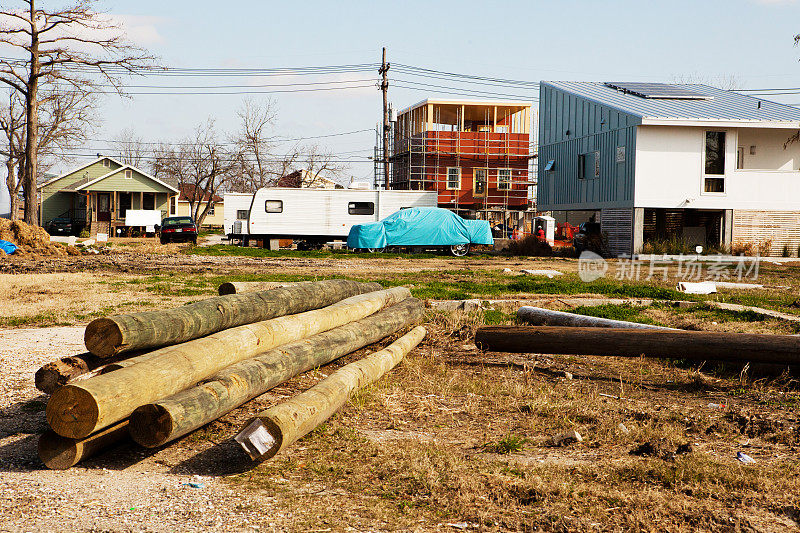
0, 218, 75, 257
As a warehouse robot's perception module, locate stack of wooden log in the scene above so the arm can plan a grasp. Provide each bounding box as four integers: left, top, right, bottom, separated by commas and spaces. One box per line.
36, 280, 426, 469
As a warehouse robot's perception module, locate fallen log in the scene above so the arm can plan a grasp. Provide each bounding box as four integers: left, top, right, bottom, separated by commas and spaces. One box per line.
84, 279, 381, 357
47, 286, 411, 439
218, 281, 297, 295
516, 306, 676, 330
236, 325, 427, 461
129, 298, 424, 447
474, 326, 800, 365
38, 420, 129, 470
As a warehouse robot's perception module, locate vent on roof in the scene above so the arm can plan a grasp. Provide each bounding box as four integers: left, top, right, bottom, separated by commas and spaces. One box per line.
604, 82, 712, 100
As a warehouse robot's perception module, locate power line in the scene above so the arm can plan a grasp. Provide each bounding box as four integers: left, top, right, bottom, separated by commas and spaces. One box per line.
393, 78, 539, 101
87, 128, 375, 146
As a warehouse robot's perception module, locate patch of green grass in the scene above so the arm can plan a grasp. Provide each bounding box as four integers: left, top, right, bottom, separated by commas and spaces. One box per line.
482, 309, 517, 325
183, 244, 444, 260
568, 303, 654, 324
485, 435, 528, 454
0, 312, 71, 328
507, 277, 693, 301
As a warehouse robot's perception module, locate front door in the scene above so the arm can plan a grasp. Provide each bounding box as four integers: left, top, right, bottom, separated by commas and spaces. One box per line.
97, 193, 111, 222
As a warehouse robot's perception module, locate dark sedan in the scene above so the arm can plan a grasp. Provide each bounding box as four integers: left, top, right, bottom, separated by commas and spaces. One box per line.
46, 217, 79, 236
159, 216, 198, 245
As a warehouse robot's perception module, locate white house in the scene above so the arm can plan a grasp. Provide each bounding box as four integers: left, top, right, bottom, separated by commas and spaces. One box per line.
538, 81, 800, 256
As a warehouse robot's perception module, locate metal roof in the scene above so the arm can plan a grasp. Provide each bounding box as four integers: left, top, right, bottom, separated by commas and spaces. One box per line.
543, 81, 800, 124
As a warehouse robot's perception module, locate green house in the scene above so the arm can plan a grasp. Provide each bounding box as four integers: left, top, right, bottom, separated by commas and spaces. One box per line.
38, 156, 179, 237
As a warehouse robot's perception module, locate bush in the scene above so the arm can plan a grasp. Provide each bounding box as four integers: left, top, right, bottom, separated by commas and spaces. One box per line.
504, 235, 552, 256
782, 244, 791, 258
642, 236, 694, 255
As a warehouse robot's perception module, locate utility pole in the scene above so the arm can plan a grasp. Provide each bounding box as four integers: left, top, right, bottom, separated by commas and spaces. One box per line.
379, 47, 390, 189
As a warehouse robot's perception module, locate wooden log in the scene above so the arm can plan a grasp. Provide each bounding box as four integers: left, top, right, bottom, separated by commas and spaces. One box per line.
84, 279, 381, 357
129, 298, 424, 447
47, 287, 411, 439
516, 306, 676, 330
474, 326, 800, 365
38, 420, 129, 470
235, 325, 426, 461
34, 351, 140, 394
218, 281, 297, 295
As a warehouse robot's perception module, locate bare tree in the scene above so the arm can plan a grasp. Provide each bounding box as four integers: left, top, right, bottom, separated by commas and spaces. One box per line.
296, 143, 346, 187
112, 126, 148, 167
0, 0, 157, 225
1, 87, 95, 219
228, 98, 278, 192
671, 73, 741, 91
158, 120, 238, 226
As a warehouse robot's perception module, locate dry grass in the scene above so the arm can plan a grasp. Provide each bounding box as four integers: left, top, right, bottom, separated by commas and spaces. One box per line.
224, 310, 800, 531
0, 272, 200, 327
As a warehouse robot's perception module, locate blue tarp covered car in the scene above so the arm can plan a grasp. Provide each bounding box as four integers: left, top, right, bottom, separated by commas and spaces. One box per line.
347, 207, 493, 256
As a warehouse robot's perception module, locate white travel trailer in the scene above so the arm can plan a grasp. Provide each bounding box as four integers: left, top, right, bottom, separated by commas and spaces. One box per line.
225, 188, 437, 248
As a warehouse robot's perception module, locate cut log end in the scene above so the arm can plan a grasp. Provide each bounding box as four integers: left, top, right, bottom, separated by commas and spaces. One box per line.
84, 318, 124, 358
129, 404, 174, 448
46, 385, 100, 439
34, 367, 63, 395
38, 431, 80, 470
217, 282, 236, 295
234, 418, 283, 462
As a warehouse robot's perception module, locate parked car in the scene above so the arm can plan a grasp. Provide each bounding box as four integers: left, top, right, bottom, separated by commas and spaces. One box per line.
347, 207, 493, 256
572, 222, 602, 253
159, 216, 198, 245
46, 216, 79, 236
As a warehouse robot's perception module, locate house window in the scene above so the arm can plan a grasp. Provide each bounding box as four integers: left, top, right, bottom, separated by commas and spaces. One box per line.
207, 203, 215, 216
544, 160, 555, 171
265, 200, 283, 213
124, 169, 132, 179
473, 168, 488, 198
498, 168, 511, 190
704, 131, 726, 193
348, 202, 374, 215
236, 209, 250, 220
737, 146, 744, 170
102, 159, 110, 168
170, 196, 176, 215
446, 167, 461, 190
578, 154, 586, 180
495, 125, 509, 134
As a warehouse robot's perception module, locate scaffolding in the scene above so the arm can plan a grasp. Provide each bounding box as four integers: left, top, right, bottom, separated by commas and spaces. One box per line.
375, 99, 538, 231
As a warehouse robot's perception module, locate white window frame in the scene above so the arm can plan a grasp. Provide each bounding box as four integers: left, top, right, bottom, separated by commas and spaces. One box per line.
207, 203, 215, 216
446, 167, 461, 190
702, 130, 727, 195
102, 159, 110, 168
497, 168, 512, 191
124, 169, 133, 179
236, 209, 249, 220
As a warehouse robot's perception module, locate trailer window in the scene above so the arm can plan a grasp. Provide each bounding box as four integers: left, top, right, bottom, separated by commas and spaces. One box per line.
348, 202, 374, 215
236, 209, 249, 220
265, 200, 283, 213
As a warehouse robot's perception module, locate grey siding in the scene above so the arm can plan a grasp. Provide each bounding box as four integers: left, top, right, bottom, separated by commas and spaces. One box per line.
538, 84, 641, 211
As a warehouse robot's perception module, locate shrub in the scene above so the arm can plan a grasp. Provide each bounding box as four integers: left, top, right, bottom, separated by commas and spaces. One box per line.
782, 244, 791, 258
504, 235, 552, 256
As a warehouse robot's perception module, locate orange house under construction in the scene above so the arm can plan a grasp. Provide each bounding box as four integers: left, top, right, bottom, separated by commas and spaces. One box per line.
380, 99, 535, 227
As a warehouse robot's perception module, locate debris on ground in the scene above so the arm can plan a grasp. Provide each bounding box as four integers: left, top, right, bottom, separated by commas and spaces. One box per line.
551, 429, 582, 446
0, 218, 70, 256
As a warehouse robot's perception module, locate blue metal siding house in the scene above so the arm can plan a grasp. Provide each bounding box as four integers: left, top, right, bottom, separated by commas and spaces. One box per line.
538, 81, 800, 256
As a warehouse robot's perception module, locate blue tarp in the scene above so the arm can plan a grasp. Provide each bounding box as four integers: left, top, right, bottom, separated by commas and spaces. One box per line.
0, 239, 17, 255
347, 207, 493, 249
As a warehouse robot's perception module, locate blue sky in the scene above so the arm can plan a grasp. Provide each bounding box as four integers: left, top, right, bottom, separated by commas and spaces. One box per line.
5, 0, 800, 213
